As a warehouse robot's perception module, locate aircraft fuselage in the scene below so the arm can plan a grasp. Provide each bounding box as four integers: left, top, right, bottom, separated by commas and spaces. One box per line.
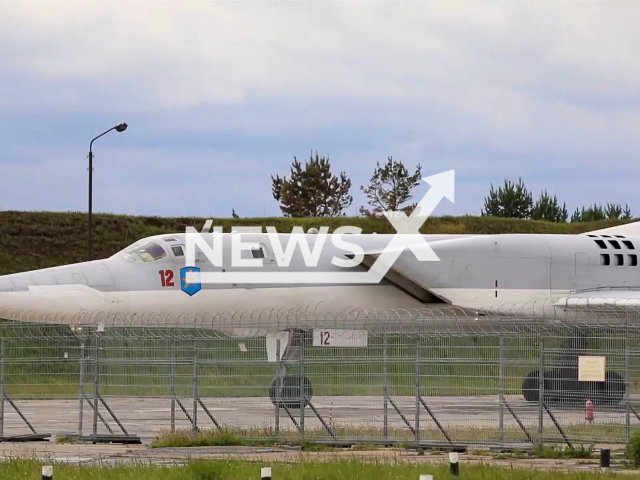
0, 232, 637, 324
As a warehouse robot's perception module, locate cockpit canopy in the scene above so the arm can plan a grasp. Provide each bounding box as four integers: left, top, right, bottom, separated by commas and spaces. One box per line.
124, 241, 167, 263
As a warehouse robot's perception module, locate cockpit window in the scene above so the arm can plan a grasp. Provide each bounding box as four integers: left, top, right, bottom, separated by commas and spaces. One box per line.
126, 242, 167, 263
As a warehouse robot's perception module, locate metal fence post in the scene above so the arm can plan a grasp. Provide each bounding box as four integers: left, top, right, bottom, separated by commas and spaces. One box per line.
92, 332, 100, 438
78, 342, 85, 437
0, 337, 5, 439
383, 333, 388, 439
170, 338, 176, 432
625, 329, 631, 443
299, 332, 305, 440
538, 336, 544, 446
275, 339, 281, 435
415, 335, 420, 444
499, 333, 504, 445
192, 339, 198, 432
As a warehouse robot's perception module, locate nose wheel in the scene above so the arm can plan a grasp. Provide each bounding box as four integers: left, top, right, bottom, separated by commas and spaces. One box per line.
269, 375, 313, 409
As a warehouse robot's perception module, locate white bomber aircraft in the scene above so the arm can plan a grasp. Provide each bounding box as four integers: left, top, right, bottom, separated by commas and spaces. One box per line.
0, 217, 638, 407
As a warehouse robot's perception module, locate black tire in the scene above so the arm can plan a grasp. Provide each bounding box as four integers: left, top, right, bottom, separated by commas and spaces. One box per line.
522, 370, 568, 404
269, 375, 312, 409
543, 369, 564, 404
551, 367, 580, 405
522, 371, 539, 402
579, 371, 625, 405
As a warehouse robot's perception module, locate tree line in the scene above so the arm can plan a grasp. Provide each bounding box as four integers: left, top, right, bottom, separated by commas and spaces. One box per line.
482, 178, 632, 222
267, 151, 632, 222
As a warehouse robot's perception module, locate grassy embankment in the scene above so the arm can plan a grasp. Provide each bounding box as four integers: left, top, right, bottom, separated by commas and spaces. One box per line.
0, 458, 631, 480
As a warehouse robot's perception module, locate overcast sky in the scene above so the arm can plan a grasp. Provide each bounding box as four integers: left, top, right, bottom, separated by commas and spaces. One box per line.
1, 2, 639, 218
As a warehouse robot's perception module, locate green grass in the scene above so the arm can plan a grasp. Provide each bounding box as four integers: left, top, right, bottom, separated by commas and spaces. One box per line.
151, 428, 269, 447
0, 458, 630, 480
151, 427, 334, 450
532, 444, 595, 459
151, 423, 633, 449
0, 210, 633, 274
627, 429, 640, 467
0, 338, 555, 398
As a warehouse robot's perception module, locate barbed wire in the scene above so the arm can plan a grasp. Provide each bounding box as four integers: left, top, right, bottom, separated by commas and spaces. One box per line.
2, 300, 640, 342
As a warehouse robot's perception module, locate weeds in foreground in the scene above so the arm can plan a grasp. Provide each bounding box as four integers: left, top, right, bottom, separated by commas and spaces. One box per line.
54, 435, 78, 444
151, 428, 269, 448
152, 423, 632, 450
152, 427, 335, 450
628, 429, 640, 467
532, 444, 594, 459
0, 458, 631, 480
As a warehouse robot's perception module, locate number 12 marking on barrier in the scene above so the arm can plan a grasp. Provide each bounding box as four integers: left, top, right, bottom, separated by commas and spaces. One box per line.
159, 269, 175, 287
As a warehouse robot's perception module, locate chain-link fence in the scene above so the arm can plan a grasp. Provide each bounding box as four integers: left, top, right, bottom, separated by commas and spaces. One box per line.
0, 304, 639, 449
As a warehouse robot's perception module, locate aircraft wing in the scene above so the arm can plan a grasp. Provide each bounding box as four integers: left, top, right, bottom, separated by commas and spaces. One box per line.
584, 220, 640, 236
357, 238, 470, 303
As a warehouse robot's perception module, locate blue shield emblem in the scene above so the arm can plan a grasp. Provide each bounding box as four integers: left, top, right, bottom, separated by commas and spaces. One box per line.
180, 267, 201, 296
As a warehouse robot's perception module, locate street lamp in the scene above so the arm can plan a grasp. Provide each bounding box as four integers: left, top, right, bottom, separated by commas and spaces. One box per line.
87, 122, 128, 261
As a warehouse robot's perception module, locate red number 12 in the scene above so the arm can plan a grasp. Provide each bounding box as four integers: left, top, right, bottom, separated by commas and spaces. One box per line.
159, 270, 175, 287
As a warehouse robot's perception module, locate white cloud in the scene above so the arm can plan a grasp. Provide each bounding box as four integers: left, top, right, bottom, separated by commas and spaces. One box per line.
3, 2, 640, 108
1, 2, 640, 217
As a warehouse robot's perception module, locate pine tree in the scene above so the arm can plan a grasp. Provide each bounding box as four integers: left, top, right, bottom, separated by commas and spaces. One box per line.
531, 191, 568, 223
481, 178, 533, 219
360, 157, 422, 215
605, 203, 633, 220
571, 207, 582, 223
571, 203, 632, 222
576, 204, 606, 222
605, 203, 623, 220
272, 151, 352, 217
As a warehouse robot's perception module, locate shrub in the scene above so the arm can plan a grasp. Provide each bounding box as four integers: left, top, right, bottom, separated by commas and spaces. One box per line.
628, 429, 640, 467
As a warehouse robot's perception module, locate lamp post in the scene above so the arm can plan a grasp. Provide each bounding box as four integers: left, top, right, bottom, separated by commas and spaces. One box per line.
87, 122, 128, 261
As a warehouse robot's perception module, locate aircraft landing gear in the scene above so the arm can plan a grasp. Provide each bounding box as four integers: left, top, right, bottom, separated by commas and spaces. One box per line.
267, 330, 313, 409
521, 336, 626, 405
522, 371, 539, 402
521, 369, 624, 405
269, 373, 313, 409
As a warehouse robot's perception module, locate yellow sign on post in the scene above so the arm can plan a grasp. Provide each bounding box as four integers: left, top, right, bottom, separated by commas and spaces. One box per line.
578, 356, 606, 382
